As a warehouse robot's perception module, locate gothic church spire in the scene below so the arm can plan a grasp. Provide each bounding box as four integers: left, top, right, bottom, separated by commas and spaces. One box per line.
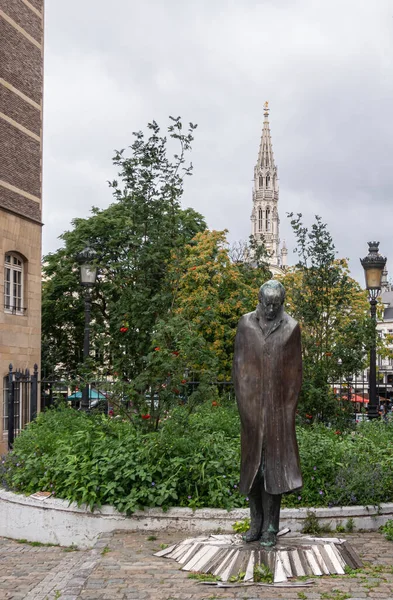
251, 102, 282, 270
256, 102, 276, 171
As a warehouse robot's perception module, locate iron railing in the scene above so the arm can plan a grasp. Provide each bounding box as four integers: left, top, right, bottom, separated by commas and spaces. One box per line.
5, 367, 393, 450
5, 364, 38, 450
331, 377, 393, 408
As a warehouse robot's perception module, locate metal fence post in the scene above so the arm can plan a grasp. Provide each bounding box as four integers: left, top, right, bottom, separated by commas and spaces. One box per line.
31, 363, 38, 420
7, 364, 14, 451
49, 382, 53, 408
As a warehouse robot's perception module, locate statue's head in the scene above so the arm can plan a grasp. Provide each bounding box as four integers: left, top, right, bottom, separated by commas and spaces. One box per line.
258, 280, 285, 321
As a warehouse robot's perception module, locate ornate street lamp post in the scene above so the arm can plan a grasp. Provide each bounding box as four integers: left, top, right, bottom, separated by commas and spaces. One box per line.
76, 246, 98, 411
360, 242, 386, 420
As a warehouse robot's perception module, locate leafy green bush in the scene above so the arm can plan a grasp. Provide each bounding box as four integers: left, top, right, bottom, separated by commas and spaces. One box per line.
232, 518, 250, 533
288, 422, 393, 509
381, 519, 393, 541
3, 404, 393, 513
254, 564, 273, 584
3, 404, 243, 513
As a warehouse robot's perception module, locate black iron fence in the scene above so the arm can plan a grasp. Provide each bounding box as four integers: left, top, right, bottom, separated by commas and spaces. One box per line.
331, 377, 393, 412
36, 376, 393, 416
5, 364, 38, 450
39, 378, 238, 410
5, 365, 393, 450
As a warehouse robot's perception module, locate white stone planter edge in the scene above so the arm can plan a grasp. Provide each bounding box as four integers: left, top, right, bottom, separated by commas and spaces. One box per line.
0, 488, 391, 549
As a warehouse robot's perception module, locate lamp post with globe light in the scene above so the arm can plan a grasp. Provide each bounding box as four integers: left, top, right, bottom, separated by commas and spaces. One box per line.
360, 242, 386, 420
76, 246, 98, 411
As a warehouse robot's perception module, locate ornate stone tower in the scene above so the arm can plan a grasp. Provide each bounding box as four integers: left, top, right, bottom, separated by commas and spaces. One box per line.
251, 102, 284, 271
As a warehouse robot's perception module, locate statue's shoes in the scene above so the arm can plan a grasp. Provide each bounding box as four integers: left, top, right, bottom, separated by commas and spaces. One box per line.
260, 531, 277, 547
242, 528, 262, 543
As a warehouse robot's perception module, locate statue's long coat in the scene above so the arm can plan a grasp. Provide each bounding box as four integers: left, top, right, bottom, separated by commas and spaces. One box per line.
233, 310, 303, 496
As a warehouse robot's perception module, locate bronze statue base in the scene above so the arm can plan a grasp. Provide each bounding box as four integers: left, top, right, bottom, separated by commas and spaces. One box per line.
155, 532, 362, 584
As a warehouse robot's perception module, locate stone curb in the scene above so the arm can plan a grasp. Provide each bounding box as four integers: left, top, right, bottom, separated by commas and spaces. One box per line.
1, 488, 392, 549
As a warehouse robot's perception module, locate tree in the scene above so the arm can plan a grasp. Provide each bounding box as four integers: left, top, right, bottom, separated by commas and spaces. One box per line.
283, 214, 372, 423
124, 229, 271, 426
42, 117, 206, 379
159, 229, 271, 379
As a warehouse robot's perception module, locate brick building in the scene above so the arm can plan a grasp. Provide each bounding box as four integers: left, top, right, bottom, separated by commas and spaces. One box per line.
0, 0, 44, 452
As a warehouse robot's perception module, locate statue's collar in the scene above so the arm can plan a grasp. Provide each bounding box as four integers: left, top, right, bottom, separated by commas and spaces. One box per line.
255, 310, 284, 338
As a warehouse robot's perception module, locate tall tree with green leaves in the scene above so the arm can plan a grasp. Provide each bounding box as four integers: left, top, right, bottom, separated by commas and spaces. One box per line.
283, 213, 372, 423
136, 229, 271, 381
124, 228, 271, 425
169, 229, 271, 378
42, 117, 206, 379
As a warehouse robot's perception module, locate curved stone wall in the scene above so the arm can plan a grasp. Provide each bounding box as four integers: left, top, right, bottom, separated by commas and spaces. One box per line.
0, 488, 392, 549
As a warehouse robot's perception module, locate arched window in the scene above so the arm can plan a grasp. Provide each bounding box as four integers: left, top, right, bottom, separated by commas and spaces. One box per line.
266, 174, 270, 188
259, 175, 263, 188
258, 208, 263, 232
4, 253, 24, 314
265, 208, 271, 232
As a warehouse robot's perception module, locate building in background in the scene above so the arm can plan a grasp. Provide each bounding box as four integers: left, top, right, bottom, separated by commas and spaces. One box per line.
377, 273, 393, 402
250, 102, 287, 276
348, 270, 393, 411
0, 0, 44, 452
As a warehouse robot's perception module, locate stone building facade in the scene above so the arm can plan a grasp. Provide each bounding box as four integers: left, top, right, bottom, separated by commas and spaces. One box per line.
250, 103, 286, 276
0, 0, 44, 453
377, 279, 393, 401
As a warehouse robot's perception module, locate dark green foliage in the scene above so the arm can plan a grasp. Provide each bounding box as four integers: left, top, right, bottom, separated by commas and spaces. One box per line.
232, 518, 250, 533
285, 214, 372, 424
3, 404, 243, 513
128, 313, 221, 428
4, 406, 393, 512
288, 421, 393, 508
345, 517, 355, 532
42, 117, 206, 380
302, 510, 331, 534
187, 573, 221, 582
228, 571, 246, 583
381, 519, 393, 541
254, 564, 273, 583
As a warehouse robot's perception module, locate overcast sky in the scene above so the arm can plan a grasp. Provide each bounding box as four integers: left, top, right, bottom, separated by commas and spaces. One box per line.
42, 0, 393, 283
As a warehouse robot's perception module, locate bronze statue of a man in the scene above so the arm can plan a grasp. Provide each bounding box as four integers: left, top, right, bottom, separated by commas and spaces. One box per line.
233, 280, 302, 547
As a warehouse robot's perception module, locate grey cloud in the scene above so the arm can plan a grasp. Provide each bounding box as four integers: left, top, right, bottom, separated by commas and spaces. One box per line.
43, 0, 393, 281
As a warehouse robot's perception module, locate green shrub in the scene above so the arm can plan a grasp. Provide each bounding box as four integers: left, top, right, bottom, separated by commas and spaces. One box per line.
254, 564, 273, 583
232, 518, 250, 533
3, 404, 244, 513
285, 421, 393, 509
3, 404, 393, 513
345, 517, 355, 533
381, 519, 393, 541
302, 510, 331, 534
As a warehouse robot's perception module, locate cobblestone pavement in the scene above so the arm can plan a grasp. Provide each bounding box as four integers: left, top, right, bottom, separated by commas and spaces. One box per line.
0, 536, 92, 600
1, 531, 393, 600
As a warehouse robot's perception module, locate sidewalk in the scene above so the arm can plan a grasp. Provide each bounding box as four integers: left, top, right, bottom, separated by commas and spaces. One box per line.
0, 531, 393, 600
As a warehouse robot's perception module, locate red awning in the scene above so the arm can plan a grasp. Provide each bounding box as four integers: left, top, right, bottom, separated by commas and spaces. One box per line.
351, 393, 368, 404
